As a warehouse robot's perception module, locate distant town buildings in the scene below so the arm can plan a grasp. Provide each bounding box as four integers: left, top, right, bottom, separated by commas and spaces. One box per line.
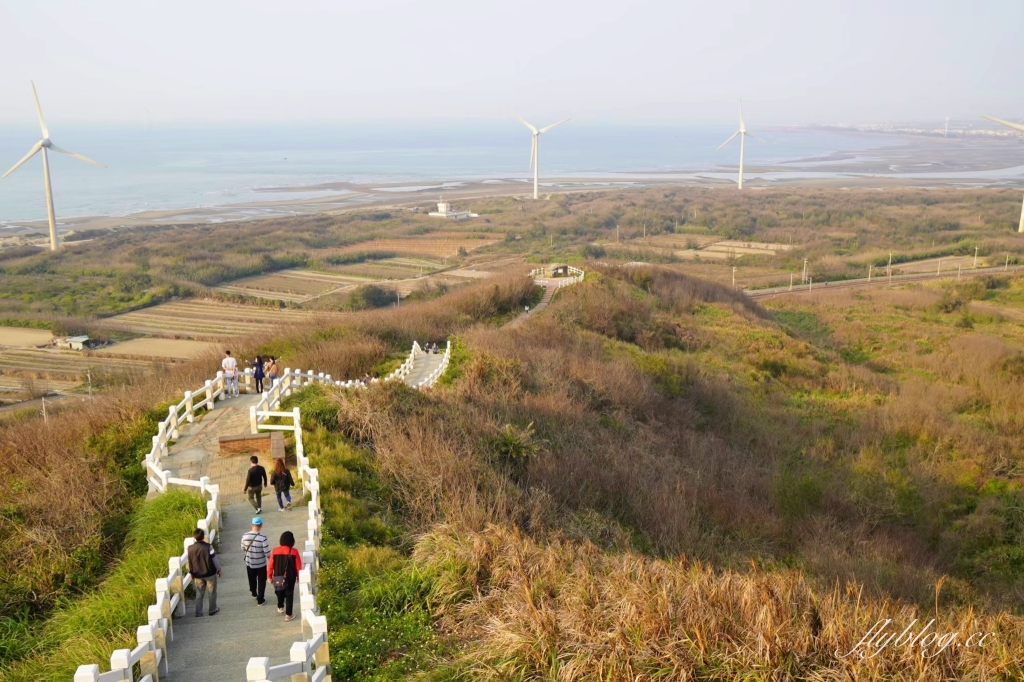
428, 198, 478, 221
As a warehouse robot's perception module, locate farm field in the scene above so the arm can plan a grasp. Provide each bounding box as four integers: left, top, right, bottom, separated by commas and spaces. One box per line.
0, 327, 53, 347
0, 347, 154, 380
215, 269, 368, 303
328, 236, 501, 258
94, 338, 220, 360
105, 299, 320, 338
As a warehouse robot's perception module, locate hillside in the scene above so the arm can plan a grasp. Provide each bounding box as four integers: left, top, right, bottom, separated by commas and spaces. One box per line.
4, 237, 1024, 677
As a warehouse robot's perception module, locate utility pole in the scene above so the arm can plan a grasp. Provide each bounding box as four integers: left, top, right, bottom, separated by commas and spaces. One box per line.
1006, 254, 1010, 271
87, 369, 92, 399
974, 246, 979, 268
802, 258, 808, 283
888, 252, 892, 277
41, 395, 47, 423
789, 273, 794, 291
958, 264, 962, 279
396, 291, 400, 308
937, 259, 941, 276
616, 224, 620, 243
732, 266, 736, 289
809, 277, 813, 292
868, 265, 872, 282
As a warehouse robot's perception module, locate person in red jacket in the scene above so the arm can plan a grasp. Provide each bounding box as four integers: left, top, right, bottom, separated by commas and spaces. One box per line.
268, 530, 303, 621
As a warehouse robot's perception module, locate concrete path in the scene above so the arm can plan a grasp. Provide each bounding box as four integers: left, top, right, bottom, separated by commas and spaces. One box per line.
507, 281, 557, 328
159, 391, 305, 680
164, 501, 305, 681
404, 351, 446, 387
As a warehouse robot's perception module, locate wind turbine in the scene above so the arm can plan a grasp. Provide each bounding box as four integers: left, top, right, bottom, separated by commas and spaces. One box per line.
3, 82, 106, 251
514, 113, 570, 199
717, 102, 762, 190
981, 114, 1024, 233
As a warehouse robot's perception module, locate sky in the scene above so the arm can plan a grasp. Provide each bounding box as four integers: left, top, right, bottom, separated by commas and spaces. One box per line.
0, 0, 1022, 126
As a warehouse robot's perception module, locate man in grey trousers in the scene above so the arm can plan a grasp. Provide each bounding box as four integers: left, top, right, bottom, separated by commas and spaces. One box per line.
187, 528, 222, 616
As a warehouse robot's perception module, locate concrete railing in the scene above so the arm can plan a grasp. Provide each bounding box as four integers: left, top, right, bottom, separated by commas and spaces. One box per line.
530, 265, 585, 289
74, 478, 221, 682
415, 340, 451, 390
76, 341, 433, 681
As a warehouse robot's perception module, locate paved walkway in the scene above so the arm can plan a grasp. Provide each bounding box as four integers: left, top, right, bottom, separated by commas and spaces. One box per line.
160, 391, 305, 680
404, 351, 446, 387
508, 280, 557, 328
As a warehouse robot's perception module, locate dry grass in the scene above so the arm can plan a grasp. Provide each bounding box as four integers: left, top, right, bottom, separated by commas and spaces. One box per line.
416, 524, 1023, 681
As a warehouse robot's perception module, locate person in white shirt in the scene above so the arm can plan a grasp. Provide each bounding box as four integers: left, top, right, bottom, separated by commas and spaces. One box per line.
222, 350, 239, 398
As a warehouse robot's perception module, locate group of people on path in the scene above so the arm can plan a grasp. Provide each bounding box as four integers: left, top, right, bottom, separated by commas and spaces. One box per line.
220, 350, 281, 397
184, 454, 302, 621
185, 519, 303, 621
244, 455, 295, 513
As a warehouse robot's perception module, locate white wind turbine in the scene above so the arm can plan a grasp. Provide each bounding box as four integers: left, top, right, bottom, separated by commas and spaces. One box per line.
3, 82, 106, 251
717, 102, 762, 190
981, 114, 1024, 233
514, 113, 570, 199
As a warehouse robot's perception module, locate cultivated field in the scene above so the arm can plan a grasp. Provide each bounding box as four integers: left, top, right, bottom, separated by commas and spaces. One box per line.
0, 327, 53, 347
93, 338, 220, 360
215, 269, 368, 303
105, 300, 320, 338
0, 347, 154, 380
328, 236, 501, 258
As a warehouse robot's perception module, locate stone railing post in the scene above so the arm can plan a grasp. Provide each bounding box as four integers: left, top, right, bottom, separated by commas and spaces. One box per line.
216, 371, 226, 401
204, 379, 214, 410
184, 390, 195, 423
311, 615, 330, 672
109, 649, 132, 682
290, 640, 313, 678
283, 368, 292, 396
167, 556, 185, 617
246, 656, 271, 682
137, 623, 164, 680
167, 404, 179, 440
74, 665, 100, 682
250, 405, 258, 434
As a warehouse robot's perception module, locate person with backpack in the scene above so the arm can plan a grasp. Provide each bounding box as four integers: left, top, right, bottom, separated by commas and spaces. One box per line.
268, 530, 303, 622
270, 459, 294, 512
241, 516, 271, 605
187, 528, 222, 617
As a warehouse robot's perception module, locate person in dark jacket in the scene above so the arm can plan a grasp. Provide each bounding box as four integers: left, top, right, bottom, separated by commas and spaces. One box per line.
268, 531, 303, 621
270, 458, 294, 512
244, 456, 268, 513
187, 528, 222, 617
251, 355, 266, 393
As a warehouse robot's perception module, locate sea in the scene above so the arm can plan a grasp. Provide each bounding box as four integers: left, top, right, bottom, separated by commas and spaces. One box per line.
0, 123, 1011, 225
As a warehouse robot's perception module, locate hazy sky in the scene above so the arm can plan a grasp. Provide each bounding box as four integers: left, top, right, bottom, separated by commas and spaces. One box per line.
1, 0, 1021, 126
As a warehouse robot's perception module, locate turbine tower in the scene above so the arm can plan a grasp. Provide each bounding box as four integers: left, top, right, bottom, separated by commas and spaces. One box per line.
718, 102, 762, 190
514, 114, 570, 199
981, 114, 1024, 233
2, 82, 106, 251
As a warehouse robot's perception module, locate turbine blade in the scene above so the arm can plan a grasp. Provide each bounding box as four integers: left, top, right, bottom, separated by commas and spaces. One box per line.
717, 131, 740, 150
539, 117, 570, 133
2, 142, 42, 179
512, 112, 538, 134
981, 115, 1024, 133
31, 81, 49, 138
748, 133, 766, 143
48, 144, 107, 168
739, 100, 745, 129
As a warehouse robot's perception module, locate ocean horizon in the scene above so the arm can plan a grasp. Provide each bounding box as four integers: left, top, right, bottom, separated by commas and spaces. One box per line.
0, 122, 993, 224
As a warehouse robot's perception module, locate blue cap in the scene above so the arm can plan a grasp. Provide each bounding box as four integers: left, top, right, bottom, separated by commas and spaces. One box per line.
252, 516, 263, 525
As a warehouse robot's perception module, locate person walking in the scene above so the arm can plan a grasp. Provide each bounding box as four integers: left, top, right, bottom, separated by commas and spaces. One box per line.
244, 455, 268, 513
222, 350, 239, 398
270, 459, 294, 512
251, 355, 265, 393
187, 528, 222, 617
241, 517, 271, 605
268, 531, 302, 622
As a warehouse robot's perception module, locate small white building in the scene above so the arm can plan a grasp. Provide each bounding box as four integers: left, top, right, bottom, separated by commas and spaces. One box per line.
428, 197, 478, 221
56, 335, 90, 351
